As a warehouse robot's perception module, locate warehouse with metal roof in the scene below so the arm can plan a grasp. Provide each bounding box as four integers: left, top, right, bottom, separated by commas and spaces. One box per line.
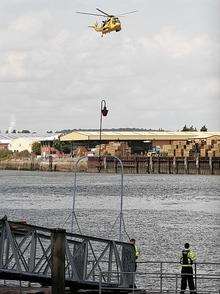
60, 131, 220, 142
60, 131, 220, 154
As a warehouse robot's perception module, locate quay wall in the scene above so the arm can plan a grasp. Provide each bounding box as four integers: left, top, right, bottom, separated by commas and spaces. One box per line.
0, 156, 219, 175
88, 156, 220, 175
0, 158, 87, 173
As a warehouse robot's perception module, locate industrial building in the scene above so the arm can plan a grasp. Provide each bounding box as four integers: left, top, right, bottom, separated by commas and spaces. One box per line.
0, 133, 60, 153
60, 131, 220, 155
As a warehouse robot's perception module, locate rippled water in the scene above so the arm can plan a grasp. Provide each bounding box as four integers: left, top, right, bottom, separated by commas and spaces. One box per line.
0, 170, 219, 265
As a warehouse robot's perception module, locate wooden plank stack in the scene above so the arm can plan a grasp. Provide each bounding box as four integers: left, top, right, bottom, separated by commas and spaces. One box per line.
161, 137, 220, 158
94, 142, 132, 157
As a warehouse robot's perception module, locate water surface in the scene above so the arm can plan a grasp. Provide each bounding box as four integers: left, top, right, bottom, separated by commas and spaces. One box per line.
0, 170, 219, 264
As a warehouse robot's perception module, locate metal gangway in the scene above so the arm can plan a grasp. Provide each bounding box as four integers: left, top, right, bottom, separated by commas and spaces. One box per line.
0, 217, 137, 293
1, 218, 219, 293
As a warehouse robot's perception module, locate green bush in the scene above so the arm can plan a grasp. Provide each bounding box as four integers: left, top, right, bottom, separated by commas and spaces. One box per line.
52, 140, 71, 153
0, 149, 13, 160
32, 142, 41, 155
13, 150, 31, 159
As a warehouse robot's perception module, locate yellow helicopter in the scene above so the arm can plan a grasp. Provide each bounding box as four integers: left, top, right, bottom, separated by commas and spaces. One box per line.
76, 8, 137, 36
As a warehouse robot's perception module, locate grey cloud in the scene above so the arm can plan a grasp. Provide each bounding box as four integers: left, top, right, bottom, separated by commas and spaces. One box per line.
0, 0, 219, 131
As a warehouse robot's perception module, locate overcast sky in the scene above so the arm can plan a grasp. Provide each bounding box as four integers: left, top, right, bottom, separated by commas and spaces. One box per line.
0, 0, 220, 132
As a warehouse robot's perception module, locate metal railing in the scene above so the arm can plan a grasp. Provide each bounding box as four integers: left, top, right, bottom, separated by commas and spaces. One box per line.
99, 272, 220, 293
98, 260, 220, 293
137, 260, 220, 291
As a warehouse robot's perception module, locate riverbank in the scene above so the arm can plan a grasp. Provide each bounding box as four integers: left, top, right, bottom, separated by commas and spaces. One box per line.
0, 157, 87, 172
0, 156, 219, 175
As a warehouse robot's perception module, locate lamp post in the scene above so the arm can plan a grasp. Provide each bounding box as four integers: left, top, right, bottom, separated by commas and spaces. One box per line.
98, 100, 108, 172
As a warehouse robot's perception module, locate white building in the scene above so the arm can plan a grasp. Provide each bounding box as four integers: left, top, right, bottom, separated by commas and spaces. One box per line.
8, 137, 42, 153
7, 133, 61, 153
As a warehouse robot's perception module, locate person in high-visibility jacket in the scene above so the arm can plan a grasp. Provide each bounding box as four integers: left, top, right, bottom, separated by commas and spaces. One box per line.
129, 238, 140, 271
180, 243, 197, 294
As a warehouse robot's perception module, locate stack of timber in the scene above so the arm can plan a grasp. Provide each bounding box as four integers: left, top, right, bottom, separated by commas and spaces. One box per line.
74, 146, 88, 157
161, 137, 220, 158
94, 142, 132, 157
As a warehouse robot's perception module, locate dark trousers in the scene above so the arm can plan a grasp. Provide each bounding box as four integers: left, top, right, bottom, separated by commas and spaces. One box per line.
180, 266, 196, 294
129, 261, 137, 288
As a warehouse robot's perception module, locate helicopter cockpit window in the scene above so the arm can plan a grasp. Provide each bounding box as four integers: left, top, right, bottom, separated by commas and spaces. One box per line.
112, 17, 118, 24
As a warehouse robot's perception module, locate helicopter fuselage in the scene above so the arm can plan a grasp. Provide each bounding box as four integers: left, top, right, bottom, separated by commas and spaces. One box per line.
77, 8, 137, 36
92, 17, 121, 35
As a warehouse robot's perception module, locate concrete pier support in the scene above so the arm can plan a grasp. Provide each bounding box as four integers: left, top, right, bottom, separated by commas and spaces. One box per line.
158, 157, 161, 174
51, 228, 66, 294
196, 156, 200, 174
184, 157, 188, 174
209, 156, 213, 175
49, 155, 53, 172
168, 158, 171, 174
173, 157, 176, 174
149, 156, 153, 173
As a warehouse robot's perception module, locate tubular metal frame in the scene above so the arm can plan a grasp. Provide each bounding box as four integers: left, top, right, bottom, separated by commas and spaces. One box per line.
71, 155, 127, 241
98, 260, 220, 293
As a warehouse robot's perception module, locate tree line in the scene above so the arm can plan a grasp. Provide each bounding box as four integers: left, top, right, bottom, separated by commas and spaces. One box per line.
181, 125, 208, 132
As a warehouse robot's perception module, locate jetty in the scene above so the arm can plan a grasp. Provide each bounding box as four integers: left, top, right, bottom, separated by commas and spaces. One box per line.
0, 217, 138, 293
0, 217, 219, 293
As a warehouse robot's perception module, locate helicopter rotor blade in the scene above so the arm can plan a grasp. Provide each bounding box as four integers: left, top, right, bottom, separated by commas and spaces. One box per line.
96, 8, 111, 17
76, 11, 108, 17
116, 10, 138, 16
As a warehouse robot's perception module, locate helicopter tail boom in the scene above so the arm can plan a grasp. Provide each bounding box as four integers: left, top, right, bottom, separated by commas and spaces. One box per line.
88, 22, 103, 32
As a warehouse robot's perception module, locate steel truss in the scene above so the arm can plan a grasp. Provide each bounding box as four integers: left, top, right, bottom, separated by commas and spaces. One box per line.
0, 217, 135, 287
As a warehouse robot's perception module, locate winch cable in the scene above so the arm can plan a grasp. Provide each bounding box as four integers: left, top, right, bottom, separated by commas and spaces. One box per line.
108, 213, 130, 241
61, 211, 82, 234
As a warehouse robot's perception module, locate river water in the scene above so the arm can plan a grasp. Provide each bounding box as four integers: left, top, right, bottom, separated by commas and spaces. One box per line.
0, 170, 219, 263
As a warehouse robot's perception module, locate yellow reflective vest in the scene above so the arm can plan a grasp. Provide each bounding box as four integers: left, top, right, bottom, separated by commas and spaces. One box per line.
180, 249, 197, 267
134, 245, 140, 259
